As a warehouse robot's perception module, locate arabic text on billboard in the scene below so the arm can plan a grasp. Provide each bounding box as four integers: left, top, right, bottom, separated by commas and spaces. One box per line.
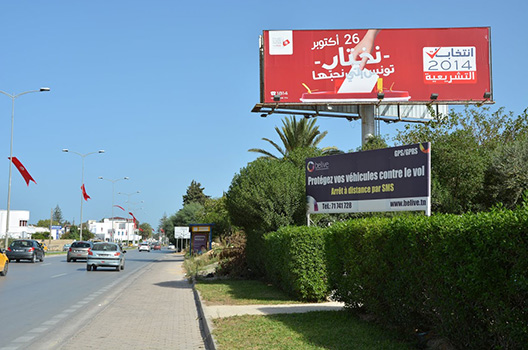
263, 28, 491, 104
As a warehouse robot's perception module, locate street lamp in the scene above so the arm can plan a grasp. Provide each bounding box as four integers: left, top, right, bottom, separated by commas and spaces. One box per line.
118, 191, 140, 245
1, 87, 50, 248
99, 176, 129, 241
63, 149, 105, 241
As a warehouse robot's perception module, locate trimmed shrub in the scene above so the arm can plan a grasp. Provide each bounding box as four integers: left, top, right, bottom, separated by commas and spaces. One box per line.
263, 226, 328, 302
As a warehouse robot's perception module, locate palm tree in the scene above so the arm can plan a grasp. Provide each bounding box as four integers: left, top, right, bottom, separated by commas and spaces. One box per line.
249, 116, 340, 159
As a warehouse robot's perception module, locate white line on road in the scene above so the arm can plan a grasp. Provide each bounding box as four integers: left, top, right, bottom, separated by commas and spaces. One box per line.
51, 273, 67, 278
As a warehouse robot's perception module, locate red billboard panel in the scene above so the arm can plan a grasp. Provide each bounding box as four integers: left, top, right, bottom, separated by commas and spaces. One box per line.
262, 28, 492, 104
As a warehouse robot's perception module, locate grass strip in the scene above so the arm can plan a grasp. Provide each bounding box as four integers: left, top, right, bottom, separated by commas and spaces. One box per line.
195, 279, 302, 305
213, 310, 413, 350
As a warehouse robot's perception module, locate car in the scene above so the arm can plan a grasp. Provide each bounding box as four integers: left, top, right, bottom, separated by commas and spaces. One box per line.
138, 243, 150, 252
153, 242, 161, 250
6, 239, 45, 263
167, 244, 175, 250
67, 241, 93, 262
0, 249, 8, 276
87, 242, 126, 271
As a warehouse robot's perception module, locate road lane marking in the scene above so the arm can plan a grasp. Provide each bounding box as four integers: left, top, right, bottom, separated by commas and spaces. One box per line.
29, 327, 48, 333
12, 335, 36, 343
51, 273, 67, 278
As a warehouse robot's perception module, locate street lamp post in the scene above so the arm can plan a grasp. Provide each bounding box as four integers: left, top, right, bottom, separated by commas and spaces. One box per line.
117, 191, 140, 245
99, 176, 129, 241
63, 149, 104, 241
1, 87, 50, 248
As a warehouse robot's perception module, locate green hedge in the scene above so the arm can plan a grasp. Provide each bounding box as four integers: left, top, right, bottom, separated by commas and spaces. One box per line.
263, 226, 328, 302
258, 208, 528, 349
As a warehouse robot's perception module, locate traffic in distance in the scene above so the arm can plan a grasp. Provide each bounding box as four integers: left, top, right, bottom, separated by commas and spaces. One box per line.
0, 239, 171, 278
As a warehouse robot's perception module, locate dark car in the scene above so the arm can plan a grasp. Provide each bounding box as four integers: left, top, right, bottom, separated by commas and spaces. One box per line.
153, 242, 161, 250
67, 241, 93, 262
6, 239, 45, 263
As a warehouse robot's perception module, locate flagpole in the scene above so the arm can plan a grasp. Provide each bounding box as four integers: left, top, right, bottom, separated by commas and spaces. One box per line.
62, 149, 104, 241
117, 191, 140, 246
1, 88, 50, 248
99, 176, 129, 242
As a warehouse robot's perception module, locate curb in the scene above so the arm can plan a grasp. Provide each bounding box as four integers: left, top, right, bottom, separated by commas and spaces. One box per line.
193, 281, 218, 350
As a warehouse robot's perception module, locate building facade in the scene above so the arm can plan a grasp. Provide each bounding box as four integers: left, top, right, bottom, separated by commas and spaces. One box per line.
0, 209, 35, 239
88, 217, 141, 243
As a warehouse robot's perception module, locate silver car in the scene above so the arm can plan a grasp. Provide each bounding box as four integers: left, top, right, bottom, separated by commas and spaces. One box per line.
87, 242, 126, 271
67, 241, 93, 262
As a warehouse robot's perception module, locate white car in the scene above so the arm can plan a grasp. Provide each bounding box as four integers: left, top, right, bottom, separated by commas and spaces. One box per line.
138, 243, 151, 252
167, 244, 175, 250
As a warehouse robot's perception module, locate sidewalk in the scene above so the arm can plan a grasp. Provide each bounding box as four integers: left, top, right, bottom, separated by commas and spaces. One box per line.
60, 253, 345, 350
60, 254, 206, 350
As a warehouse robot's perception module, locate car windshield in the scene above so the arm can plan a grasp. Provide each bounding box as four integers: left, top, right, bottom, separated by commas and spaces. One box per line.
11, 241, 31, 248
93, 243, 117, 251
71, 242, 91, 248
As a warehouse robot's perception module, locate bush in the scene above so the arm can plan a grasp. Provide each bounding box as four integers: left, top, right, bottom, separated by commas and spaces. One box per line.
263, 226, 328, 301
255, 207, 528, 348
326, 209, 528, 349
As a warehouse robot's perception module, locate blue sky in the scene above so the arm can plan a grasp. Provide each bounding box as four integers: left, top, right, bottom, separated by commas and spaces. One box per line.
1, 0, 526, 229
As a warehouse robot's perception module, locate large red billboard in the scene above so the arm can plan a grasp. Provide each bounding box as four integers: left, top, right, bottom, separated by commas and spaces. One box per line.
262, 28, 492, 104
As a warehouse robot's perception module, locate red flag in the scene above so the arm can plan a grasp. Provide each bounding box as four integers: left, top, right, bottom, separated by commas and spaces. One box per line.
139, 228, 144, 232
113, 205, 125, 211
81, 184, 90, 201
8, 157, 36, 186
129, 212, 137, 229
161, 228, 165, 233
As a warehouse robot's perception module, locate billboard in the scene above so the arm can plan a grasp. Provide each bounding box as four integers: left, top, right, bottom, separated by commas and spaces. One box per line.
306, 143, 431, 214
262, 28, 492, 104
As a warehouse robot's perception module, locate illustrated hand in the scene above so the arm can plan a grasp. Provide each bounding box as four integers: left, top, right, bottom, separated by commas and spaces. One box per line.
351, 29, 380, 70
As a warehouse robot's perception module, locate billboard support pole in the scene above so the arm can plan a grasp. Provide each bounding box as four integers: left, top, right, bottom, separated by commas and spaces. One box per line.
360, 105, 376, 146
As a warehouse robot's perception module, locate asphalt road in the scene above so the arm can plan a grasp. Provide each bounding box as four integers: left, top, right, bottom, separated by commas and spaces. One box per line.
0, 247, 170, 349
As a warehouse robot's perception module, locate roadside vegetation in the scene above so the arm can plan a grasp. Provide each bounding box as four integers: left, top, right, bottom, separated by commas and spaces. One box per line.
175, 107, 528, 349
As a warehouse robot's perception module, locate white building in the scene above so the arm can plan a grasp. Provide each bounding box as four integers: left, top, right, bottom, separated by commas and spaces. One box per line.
0, 209, 36, 239
88, 217, 141, 243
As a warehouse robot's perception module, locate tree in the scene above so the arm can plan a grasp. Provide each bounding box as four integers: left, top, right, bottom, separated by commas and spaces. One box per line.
36, 219, 59, 228
249, 116, 339, 159
139, 222, 153, 240
356, 134, 389, 151
197, 195, 233, 240
182, 180, 210, 206
171, 202, 204, 226
484, 136, 528, 208
226, 152, 308, 234
395, 106, 528, 213
53, 205, 63, 225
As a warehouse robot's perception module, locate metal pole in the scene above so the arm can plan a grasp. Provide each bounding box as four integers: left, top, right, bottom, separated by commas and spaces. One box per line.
5, 96, 15, 248
80, 156, 85, 241
360, 105, 376, 146
1, 88, 50, 248
62, 149, 104, 242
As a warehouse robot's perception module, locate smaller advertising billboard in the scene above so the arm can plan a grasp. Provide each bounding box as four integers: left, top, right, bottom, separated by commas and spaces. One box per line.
262, 28, 492, 104
306, 143, 431, 215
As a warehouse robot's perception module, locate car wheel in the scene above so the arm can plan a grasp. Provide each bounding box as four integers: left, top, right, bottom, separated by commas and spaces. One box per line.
87, 265, 92, 271
73, 259, 76, 262
93, 266, 97, 271
115, 265, 120, 272
67, 257, 71, 262
120, 263, 124, 270
16, 259, 20, 263
31, 254, 37, 263
39, 255, 44, 262
0, 262, 7, 276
